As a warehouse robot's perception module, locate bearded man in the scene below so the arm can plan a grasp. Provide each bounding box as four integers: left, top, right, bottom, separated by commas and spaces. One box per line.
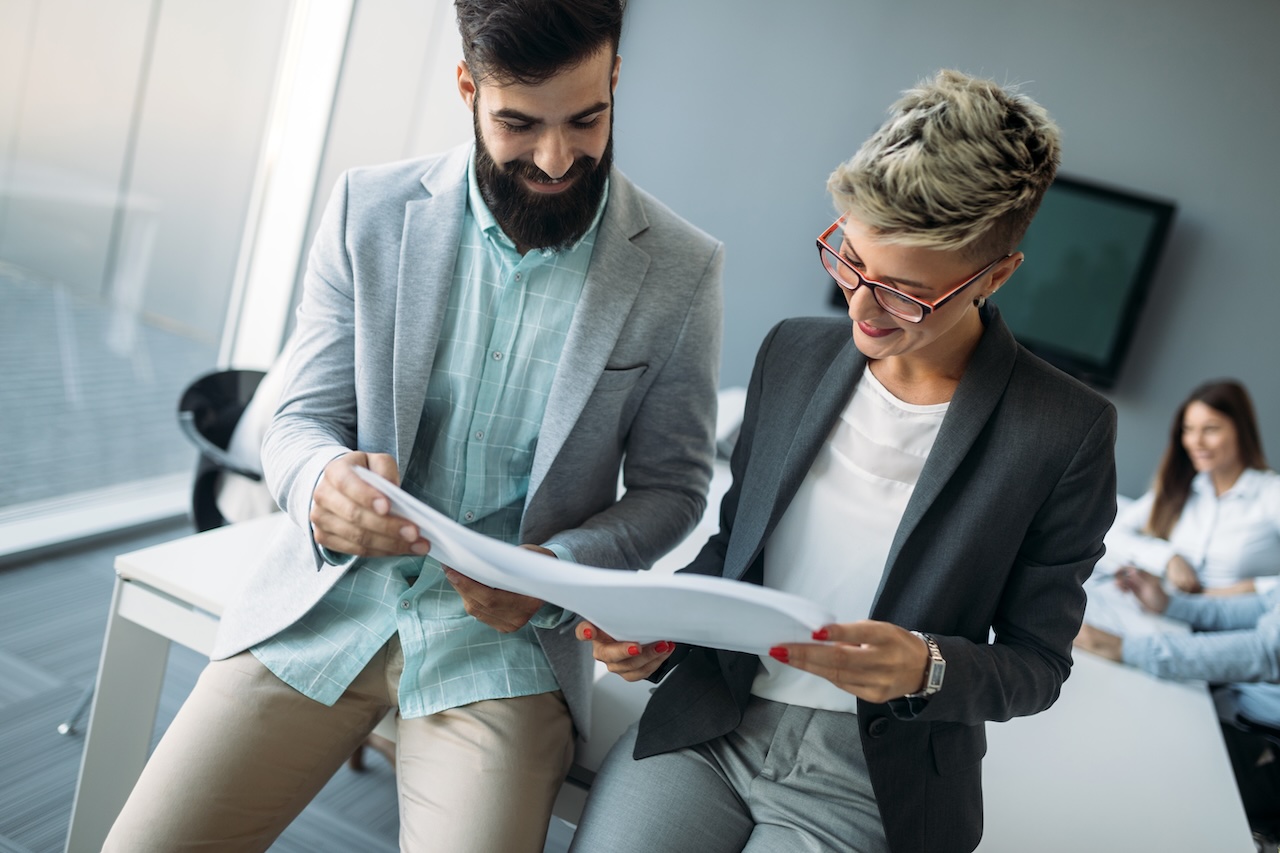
104, 1, 723, 850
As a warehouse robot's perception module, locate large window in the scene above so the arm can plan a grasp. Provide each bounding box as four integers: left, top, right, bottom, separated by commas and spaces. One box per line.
0, 0, 292, 554
0, 0, 469, 559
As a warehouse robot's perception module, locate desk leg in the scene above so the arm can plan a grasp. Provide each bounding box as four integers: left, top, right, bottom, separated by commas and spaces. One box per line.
65, 579, 170, 853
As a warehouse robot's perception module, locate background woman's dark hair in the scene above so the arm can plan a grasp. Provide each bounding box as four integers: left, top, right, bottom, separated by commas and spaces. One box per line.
1146, 379, 1268, 538
455, 0, 625, 86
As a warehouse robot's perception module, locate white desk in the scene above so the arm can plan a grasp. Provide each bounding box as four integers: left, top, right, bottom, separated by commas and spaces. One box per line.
980, 650, 1253, 851
68, 488, 1255, 852
65, 513, 282, 853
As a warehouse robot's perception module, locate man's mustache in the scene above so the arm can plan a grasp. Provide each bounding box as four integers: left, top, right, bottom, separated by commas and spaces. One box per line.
502, 156, 595, 186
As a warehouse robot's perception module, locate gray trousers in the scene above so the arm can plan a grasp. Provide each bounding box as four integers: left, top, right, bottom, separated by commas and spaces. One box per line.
570, 696, 888, 853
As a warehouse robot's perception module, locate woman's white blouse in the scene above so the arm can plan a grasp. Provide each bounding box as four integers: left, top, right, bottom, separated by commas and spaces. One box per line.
1104, 468, 1280, 592
751, 368, 947, 713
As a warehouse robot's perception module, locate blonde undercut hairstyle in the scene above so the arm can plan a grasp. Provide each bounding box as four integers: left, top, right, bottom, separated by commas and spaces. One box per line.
828, 69, 1062, 261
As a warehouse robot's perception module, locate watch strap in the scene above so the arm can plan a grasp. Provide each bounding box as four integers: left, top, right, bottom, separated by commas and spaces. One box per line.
907, 630, 945, 698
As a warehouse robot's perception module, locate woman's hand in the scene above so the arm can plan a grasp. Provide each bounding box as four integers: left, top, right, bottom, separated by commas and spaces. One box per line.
1165, 555, 1203, 594
1114, 566, 1171, 614
768, 620, 929, 703
574, 621, 675, 682
1073, 623, 1123, 662
310, 452, 431, 557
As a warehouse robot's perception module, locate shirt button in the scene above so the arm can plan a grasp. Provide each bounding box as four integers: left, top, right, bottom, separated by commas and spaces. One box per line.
514, 272, 522, 281
474, 430, 484, 440
464, 511, 475, 522
400, 600, 410, 609
492, 351, 502, 361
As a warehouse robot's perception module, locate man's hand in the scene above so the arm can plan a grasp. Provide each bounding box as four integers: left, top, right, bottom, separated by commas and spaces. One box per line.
310, 452, 430, 557
768, 620, 930, 703
1073, 623, 1123, 661
1115, 566, 1171, 614
1166, 555, 1203, 594
575, 620, 675, 682
442, 545, 554, 633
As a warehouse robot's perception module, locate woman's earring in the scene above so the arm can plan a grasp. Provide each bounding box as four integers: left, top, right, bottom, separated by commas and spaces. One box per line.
973, 295, 987, 308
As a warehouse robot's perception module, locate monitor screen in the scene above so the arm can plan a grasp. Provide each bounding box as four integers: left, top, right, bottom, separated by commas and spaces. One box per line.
993, 174, 1176, 388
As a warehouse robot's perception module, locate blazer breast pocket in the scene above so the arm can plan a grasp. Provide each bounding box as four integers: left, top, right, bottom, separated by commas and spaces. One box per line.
929, 721, 987, 776
593, 364, 648, 393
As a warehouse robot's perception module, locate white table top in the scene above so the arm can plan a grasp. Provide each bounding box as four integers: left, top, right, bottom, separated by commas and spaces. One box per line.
113, 511, 284, 615
980, 650, 1252, 851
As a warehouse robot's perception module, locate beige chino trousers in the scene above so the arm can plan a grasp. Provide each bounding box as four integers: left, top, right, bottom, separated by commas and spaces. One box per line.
104, 635, 574, 852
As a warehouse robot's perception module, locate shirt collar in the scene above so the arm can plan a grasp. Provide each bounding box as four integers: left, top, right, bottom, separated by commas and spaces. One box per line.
1192, 467, 1264, 499
465, 145, 610, 256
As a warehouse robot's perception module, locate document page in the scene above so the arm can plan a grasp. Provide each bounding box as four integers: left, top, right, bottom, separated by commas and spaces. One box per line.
354, 467, 834, 654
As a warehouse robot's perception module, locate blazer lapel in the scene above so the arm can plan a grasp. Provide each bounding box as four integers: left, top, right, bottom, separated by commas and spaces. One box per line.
871, 308, 1017, 609
726, 336, 865, 580
527, 171, 650, 500
391, 151, 469, 471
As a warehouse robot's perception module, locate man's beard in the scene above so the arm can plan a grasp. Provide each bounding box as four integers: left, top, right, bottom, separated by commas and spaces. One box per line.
474, 107, 613, 253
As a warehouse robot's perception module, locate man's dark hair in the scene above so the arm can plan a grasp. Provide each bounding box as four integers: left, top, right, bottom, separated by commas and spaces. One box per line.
455, 0, 624, 85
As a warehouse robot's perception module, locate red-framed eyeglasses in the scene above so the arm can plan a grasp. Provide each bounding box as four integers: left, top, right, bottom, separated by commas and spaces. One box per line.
817, 216, 1010, 323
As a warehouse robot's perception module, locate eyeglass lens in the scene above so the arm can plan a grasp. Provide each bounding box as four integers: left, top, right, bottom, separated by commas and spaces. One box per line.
819, 245, 924, 320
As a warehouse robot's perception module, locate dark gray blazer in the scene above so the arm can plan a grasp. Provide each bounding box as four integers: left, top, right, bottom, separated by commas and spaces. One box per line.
211, 145, 724, 738
635, 309, 1117, 853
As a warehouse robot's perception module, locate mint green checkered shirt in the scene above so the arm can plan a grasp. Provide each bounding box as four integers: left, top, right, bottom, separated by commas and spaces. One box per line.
253, 151, 606, 717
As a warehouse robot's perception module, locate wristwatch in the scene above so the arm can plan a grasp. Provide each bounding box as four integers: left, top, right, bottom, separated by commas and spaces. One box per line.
907, 631, 946, 698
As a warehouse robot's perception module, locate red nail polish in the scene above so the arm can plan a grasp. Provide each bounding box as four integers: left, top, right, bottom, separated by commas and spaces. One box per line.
654, 641, 672, 654
769, 646, 789, 663
627, 644, 640, 656
582, 627, 593, 640
812, 628, 830, 641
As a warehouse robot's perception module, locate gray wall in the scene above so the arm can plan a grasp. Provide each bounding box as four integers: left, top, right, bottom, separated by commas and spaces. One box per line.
283, 0, 1278, 500
612, 0, 1280, 498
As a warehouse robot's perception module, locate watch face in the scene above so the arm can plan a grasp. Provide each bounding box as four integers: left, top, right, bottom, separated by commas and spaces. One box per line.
926, 660, 945, 692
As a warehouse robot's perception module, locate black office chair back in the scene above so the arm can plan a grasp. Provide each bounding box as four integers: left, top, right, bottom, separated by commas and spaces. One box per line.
1239, 715, 1280, 749
177, 369, 267, 532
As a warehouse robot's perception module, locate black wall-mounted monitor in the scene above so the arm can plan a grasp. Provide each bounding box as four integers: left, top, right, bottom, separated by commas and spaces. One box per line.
826, 174, 1176, 389
988, 174, 1176, 389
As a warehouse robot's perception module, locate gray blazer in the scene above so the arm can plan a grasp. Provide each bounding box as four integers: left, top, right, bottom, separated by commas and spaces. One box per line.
635, 309, 1117, 853
211, 145, 724, 737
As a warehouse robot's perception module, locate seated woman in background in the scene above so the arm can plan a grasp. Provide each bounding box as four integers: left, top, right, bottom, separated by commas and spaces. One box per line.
1075, 567, 1280, 842
568, 70, 1117, 853
1105, 380, 1280, 595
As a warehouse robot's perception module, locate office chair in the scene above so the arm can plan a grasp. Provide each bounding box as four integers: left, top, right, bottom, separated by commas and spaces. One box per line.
177, 368, 268, 532
1230, 715, 1280, 853
1237, 716, 1280, 749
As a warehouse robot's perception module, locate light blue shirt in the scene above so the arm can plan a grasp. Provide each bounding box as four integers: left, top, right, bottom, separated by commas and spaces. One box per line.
1104, 468, 1280, 592
1124, 587, 1280, 728
253, 150, 607, 717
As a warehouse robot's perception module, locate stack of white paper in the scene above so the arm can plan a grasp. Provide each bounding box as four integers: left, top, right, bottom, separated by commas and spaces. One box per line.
354, 467, 834, 654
